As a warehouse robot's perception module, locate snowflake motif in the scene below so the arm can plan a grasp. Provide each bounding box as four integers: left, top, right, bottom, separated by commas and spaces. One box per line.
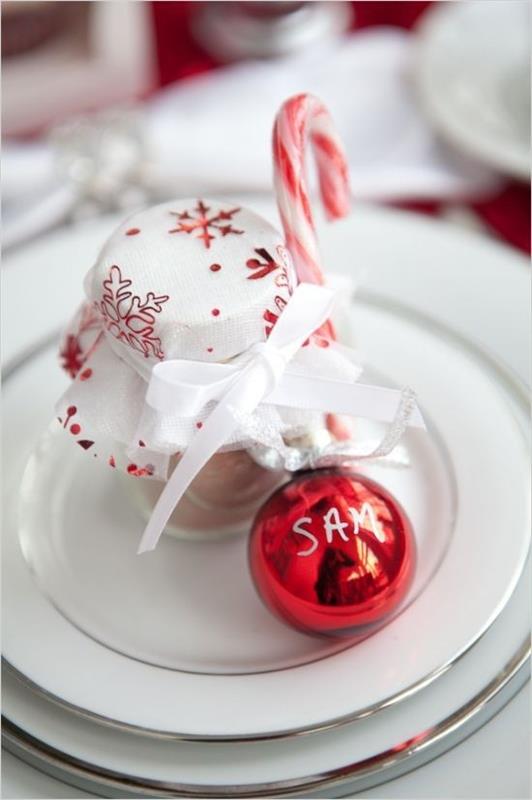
263, 292, 312, 346
275, 245, 295, 292
59, 303, 102, 378
263, 296, 288, 338
169, 200, 243, 249
60, 335, 84, 378
100, 265, 169, 359
246, 248, 281, 280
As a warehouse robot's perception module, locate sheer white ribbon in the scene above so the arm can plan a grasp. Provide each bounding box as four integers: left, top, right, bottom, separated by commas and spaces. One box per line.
138, 283, 425, 553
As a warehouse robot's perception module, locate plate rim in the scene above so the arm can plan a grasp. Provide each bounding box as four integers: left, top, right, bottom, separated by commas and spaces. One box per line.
414, 1, 530, 180
2, 639, 530, 797
2, 291, 530, 742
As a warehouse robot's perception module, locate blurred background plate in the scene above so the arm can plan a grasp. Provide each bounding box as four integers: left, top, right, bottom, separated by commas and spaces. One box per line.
416, 1, 531, 180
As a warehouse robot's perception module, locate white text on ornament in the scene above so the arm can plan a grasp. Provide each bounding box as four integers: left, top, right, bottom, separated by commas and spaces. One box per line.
293, 503, 385, 557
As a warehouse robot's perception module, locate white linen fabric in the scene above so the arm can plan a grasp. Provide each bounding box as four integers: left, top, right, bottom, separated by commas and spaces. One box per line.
2, 29, 500, 250
55, 198, 361, 479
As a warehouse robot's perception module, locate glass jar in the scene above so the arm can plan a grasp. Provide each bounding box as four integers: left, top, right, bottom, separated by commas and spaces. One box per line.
124, 449, 285, 540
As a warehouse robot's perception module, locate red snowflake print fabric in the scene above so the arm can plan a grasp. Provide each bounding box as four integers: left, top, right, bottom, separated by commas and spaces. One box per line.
273, 245, 295, 292
57, 405, 95, 451
59, 303, 102, 378
263, 295, 288, 338
100, 265, 169, 360
56, 404, 160, 477
60, 335, 84, 378
257, 246, 294, 338
246, 248, 281, 280
54, 198, 353, 481
169, 200, 243, 249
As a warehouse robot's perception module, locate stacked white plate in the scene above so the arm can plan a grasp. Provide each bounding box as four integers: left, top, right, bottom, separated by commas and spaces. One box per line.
416, 0, 530, 180
2, 201, 530, 797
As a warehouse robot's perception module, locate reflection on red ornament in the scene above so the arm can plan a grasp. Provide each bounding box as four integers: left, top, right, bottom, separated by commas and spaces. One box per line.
249, 470, 416, 637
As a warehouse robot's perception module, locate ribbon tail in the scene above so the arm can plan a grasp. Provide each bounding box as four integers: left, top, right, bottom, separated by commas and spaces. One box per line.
311, 388, 422, 468
138, 360, 271, 554
137, 402, 240, 554
268, 373, 426, 429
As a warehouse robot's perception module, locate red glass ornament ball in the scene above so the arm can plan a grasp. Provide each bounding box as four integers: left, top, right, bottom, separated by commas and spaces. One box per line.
249, 470, 416, 637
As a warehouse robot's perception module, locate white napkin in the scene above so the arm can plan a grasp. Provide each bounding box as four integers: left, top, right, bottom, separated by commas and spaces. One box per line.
2, 29, 499, 250
148, 28, 498, 199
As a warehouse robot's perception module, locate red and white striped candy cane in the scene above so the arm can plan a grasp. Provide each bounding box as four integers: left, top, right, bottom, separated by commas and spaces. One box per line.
272, 93, 350, 287
273, 94, 352, 440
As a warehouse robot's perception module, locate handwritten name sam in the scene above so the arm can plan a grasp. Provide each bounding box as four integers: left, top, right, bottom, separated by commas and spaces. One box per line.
293, 503, 386, 557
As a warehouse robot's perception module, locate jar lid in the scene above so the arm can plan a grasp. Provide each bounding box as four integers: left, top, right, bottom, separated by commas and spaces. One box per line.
84, 198, 296, 366
56, 198, 360, 478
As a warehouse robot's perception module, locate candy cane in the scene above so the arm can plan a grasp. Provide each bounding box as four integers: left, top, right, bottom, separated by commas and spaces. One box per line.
272, 93, 350, 287
273, 94, 351, 440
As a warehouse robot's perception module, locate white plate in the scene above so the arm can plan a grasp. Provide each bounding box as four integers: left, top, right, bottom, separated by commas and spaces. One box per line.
2, 204, 530, 743
415, 1, 530, 180
3, 289, 529, 739
2, 557, 529, 797
13, 336, 452, 678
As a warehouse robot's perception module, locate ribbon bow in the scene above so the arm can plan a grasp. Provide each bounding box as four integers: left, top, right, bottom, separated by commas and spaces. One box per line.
138, 283, 424, 553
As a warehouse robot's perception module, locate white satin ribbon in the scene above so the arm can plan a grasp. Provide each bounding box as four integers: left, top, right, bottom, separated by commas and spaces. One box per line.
138, 283, 425, 554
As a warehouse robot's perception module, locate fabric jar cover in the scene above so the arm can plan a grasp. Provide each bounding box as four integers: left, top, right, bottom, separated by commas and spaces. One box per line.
57, 198, 361, 479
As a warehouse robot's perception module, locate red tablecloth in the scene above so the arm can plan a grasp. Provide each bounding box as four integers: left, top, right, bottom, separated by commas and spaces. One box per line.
150, 1, 530, 255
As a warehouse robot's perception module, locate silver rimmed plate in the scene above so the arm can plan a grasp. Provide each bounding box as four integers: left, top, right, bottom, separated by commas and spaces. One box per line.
2, 558, 529, 798
2, 202, 530, 752
2, 287, 529, 739
14, 334, 453, 678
